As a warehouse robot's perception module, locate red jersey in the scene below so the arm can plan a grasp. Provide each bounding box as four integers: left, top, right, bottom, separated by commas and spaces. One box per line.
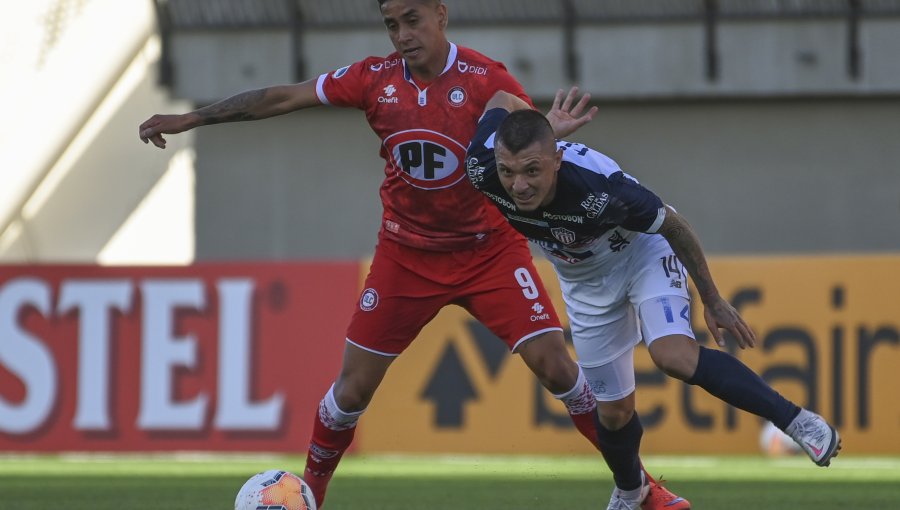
315, 43, 532, 251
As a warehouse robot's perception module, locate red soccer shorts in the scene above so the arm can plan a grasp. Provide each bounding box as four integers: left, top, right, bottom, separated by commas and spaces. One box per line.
346, 227, 562, 356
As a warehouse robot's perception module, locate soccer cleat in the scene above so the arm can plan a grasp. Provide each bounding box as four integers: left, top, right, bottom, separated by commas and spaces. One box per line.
641, 472, 691, 510
607, 471, 651, 510
785, 408, 842, 467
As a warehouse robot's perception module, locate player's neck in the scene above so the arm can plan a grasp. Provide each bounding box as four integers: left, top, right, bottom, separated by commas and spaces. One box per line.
407, 40, 450, 84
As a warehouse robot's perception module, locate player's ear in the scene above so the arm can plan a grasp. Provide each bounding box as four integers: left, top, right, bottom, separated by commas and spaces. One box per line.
436, 2, 448, 29
554, 148, 563, 170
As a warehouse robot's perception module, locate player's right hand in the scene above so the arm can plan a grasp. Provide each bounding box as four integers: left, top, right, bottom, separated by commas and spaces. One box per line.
545, 87, 598, 138
703, 296, 757, 349
138, 114, 192, 149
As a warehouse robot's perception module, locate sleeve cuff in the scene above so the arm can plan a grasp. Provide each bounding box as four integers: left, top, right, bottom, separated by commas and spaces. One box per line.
645, 206, 667, 233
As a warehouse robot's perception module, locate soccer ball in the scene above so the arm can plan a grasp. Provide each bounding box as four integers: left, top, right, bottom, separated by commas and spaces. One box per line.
234, 470, 317, 510
758, 421, 802, 457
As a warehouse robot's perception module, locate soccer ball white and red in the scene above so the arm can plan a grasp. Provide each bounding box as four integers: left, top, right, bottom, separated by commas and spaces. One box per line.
758, 420, 802, 457
235, 469, 317, 510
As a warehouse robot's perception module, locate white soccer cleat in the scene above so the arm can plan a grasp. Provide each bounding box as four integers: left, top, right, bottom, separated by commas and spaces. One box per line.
606, 471, 651, 510
785, 409, 842, 467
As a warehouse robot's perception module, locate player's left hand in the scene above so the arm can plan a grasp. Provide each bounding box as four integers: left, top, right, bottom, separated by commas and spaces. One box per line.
703, 296, 757, 349
545, 87, 598, 138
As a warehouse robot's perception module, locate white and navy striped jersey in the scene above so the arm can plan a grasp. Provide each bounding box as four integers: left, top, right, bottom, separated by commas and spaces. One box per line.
466, 108, 667, 266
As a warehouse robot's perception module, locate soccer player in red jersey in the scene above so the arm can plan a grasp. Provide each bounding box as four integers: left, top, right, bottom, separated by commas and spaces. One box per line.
138, 1, 687, 508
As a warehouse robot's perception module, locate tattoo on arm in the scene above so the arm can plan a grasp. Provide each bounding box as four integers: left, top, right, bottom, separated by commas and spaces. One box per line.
659, 210, 720, 303
196, 89, 267, 125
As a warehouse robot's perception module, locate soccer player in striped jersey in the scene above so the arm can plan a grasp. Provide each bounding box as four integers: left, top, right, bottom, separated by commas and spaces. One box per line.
465, 89, 842, 510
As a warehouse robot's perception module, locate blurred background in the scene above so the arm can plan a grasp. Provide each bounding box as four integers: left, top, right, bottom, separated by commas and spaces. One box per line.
0, 0, 898, 458
3, 0, 899, 263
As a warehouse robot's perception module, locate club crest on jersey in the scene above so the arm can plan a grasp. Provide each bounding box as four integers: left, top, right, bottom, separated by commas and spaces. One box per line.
360, 288, 379, 311
551, 227, 577, 245
447, 86, 467, 107
383, 130, 467, 190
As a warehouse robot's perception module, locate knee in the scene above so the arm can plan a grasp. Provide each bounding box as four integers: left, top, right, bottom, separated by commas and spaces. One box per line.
519, 331, 578, 394
649, 335, 699, 381
535, 356, 579, 394
332, 378, 376, 412
519, 332, 579, 394
597, 401, 635, 431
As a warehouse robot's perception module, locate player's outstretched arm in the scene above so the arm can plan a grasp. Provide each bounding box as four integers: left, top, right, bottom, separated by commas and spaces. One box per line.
138, 78, 321, 149
484, 90, 532, 114
483, 87, 597, 138
656, 206, 757, 349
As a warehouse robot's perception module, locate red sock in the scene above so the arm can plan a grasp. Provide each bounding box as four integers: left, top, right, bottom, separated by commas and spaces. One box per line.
303, 404, 357, 508
556, 369, 601, 449
569, 408, 601, 450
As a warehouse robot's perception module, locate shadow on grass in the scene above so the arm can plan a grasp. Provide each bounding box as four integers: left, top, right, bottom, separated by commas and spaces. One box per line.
3, 475, 897, 510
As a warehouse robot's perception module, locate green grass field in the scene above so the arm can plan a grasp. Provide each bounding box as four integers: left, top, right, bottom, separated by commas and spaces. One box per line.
2, 453, 899, 509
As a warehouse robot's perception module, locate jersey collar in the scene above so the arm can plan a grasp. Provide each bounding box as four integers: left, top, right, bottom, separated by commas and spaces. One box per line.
402, 42, 457, 106
402, 41, 458, 82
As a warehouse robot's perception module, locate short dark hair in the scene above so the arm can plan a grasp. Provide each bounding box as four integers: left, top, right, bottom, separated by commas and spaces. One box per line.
377, 0, 440, 6
496, 109, 555, 154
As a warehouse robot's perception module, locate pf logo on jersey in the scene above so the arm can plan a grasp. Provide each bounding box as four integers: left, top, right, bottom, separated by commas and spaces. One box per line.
383, 129, 467, 190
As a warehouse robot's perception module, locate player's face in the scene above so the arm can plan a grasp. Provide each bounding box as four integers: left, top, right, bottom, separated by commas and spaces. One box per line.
495, 141, 563, 211
380, 0, 449, 78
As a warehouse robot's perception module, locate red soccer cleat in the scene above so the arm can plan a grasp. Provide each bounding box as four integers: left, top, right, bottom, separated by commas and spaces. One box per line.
641, 472, 690, 510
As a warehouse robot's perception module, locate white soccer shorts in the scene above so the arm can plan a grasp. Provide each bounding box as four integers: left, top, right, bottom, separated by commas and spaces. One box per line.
553, 233, 696, 399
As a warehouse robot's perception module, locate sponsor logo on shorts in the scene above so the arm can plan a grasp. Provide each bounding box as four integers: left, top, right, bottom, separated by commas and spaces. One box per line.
530, 301, 550, 321
360, 288, 379, 311
590, 379, 607, 395
447, 86, 467, 107
608, 230, 630, 252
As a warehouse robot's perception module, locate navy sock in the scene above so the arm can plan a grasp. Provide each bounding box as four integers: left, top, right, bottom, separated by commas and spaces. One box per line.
687, 345, 801, 430
595, 411, 643, 491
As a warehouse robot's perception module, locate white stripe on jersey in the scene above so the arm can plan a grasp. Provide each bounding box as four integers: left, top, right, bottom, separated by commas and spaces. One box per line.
646, 206, 667, 234
556, 141, 624, 179
315, 74, 330, 105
